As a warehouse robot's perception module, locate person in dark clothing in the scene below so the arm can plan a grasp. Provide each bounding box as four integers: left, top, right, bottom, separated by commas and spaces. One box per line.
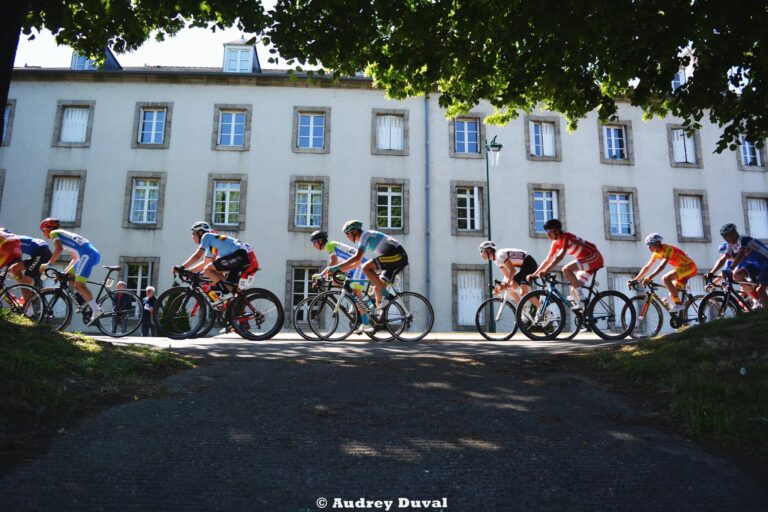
112, 281, 133, 334
142, 286, 157, 336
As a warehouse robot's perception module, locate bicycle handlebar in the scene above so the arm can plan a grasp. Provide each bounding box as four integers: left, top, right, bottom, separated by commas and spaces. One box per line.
173, 266, 210, 285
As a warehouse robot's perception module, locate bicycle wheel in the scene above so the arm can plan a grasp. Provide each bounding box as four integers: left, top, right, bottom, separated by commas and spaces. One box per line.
39, 288, 73, 330
308, 290, 358, 341
95, 289, 143, 337
697, 291, 740, 323
384, 291, 434, 342
587, 290, 635, 340
681, 295, 702, 327
516, 290, 566, 341
195, 302, 229, 338
0, 284, 45, 323
625, 296, 663, 339
229, 288, 285, 341
292, 295, 320, 341
475, 298, 518, 341
153, 287, 208, 339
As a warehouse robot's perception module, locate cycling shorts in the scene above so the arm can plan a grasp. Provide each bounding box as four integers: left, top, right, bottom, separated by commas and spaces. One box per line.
213, 248, 250, 283
374, 247, 408, 283
574, 253, 604, 274
513, 255, 539, 285
739, 260, 768, 285
673, 263, 698, 285
70, 249, 101, 282
23, 246, 53, 278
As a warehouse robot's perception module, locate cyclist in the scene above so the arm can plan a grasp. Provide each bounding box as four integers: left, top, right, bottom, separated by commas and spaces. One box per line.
38, 218, 105, 325
311, 230, 372, 332
7, 232, 52, 288
527, 219, 604, 310
629, 233, 698, 312
0, 228, 22, 271
324, 220, 407, 311
706, 223, 768, 307
479, 241, 538, 302
177, 221, 250, 293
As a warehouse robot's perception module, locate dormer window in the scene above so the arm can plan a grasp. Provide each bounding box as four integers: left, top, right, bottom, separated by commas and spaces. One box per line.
70, 53, 96, 71
672, 69, 687, 91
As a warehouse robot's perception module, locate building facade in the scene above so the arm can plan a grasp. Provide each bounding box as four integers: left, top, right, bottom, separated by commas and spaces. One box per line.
2, 51, 767, 332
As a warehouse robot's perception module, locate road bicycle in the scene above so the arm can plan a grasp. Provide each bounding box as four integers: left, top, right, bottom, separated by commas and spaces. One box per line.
0, 270, 45, 322
517, 272, 636, 341
308, 271, 434, 342
474, 279, 525, 341
153, 267, 284, 341
624, 281, 702, 338
697, 272, 759, 323
39, 266, 142, 337
291, 274, 337, 341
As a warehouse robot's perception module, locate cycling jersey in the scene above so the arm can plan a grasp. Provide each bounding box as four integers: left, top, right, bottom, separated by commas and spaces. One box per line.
651, 244, 695, 268
199, 233, 244, 259
325, 240, 357, 260
49, 229, 100, 282
547, 232, 603, 272
19, 236, 50, 258
357, 231, 402, 258
727, 236, 768, 284
0, 232, 22, 268
495, 248, 528, 267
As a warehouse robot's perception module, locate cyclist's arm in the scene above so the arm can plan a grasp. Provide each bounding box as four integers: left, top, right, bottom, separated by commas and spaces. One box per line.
500, 260, 517, 286
328, 254, 340, 267
179, 248, 206, 271
632, 258, 655, 282
707, 254, 728, 276
537, 247, 565, 276
645, 259, 668, 281
331, 251, 363, 273
730, 248, 748, 269
48, 238, 64, 267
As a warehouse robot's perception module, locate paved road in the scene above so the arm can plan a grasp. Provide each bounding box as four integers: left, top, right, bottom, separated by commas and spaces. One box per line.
1, 333, 765, 511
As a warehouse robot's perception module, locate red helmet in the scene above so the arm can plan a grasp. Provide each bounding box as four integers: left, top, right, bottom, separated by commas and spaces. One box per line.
40, 217, 60, 230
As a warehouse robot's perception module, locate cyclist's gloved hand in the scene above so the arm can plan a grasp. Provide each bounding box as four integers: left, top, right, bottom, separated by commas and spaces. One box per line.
642, 277, 652, 285
722, 268, 733, 278
703, 272, 713, 282
39, 263, 49, 274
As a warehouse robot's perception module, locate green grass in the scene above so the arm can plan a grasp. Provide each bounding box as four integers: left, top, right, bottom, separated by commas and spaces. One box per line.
581, 309, 768, 458
0, 311, 196, 471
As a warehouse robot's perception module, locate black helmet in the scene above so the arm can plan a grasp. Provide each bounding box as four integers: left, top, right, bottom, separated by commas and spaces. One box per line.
543, 218, 562, 231
719, 223, 738, 236
310, 230, 328, 242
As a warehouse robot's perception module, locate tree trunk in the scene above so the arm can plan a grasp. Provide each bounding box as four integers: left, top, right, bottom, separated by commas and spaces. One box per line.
0, 2, 26, 143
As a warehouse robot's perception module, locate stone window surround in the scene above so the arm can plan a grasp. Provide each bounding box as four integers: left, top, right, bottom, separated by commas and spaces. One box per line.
606, 267, 641, 292
122, 171, 168, 229
205, 173, 248, 233
211, 103, 252, 151
292, 106, 331, 154
52, 100, 96, 148
2, 99, 16, 146
736, 136, 767, 172
527, 183, 567, 239
449, 112, 486, 159
665, 123, 703, 169
370, 177, 410, 234
601, 186, 641, 241
450, 180, 488, 237
42, 170, 87, 228
524, 114, 562, 162
284, 259, 327, 322
451, 263, 490, 332
742, 192, 768, 242
119, 256, 161, 291
0, 169, 5, 213
673, 188, 712, 243
288, 175, 330, 233
131, 102, 174, 149
598, 119, 634, 166
370, 108, 409, 156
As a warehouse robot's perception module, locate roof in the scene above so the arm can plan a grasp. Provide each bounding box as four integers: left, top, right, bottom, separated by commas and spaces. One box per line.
224, 36, 258, 46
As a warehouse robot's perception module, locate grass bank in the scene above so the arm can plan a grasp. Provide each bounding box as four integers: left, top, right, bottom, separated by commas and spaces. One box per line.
0, 312, 196, 473
575, 310, 768, 459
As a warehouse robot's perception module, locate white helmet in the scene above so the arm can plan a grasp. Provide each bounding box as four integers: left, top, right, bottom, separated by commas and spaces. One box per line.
479, 241, 496, 252
190, 221, 212, 233
644, 233, 663, 245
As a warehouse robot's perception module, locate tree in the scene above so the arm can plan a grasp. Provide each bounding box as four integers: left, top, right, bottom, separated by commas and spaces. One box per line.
265, 0, 768, 152
0, 0, 269, 142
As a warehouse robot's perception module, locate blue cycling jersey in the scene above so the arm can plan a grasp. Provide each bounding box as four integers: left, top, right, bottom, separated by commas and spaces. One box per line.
49, 229, 99, 258
18, 236, 49, 257
726, 236, 768, 265
199, 233, 244, 259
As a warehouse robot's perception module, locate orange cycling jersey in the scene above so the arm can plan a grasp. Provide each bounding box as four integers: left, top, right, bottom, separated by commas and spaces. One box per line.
651, 244, 694, 268
548, 232, 601, 262
0, 232, 22, 268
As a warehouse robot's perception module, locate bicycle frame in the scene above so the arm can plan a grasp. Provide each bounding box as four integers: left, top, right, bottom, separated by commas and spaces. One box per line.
708, 274, 753, 314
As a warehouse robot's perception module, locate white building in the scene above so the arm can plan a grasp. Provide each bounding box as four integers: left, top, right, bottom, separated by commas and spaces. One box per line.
1, 43, 767, 332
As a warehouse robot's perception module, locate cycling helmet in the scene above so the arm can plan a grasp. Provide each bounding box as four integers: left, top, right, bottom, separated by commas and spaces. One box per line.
644, 233, 663, 245
342, 219, 363, 233
479, 241, 496, 253
310, 230, 328, 242
190, 221, 211, 233
718, 241, 729, 254
719, 223, 738, 236
543, 218, 562, 231
40, 217, 60, 230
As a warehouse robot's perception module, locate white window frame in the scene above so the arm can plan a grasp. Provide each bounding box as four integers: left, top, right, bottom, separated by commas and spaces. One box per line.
138, 108, 166, 145
218, 110, 246, 147
746, 196, 768, 240
608, 193, 634, 236
129, 178, 160, 224
51, 176, 81, 223
376, 185, 404, 230
672, 69, 686, 91
376, 114, 404, 151
126, 262, 152, 299
672, 128, 696, 164
212, 180, 241, 226
224, 47, 253, 73
604, 126, 627, 160
297, 113, 325, 149
533, 190, 559, 234
70, 53, 95, 70
679, 195, 705, 239
454, 119, 480, 154
60, 107, 90, 143
295, 182, 324, 228
456, 186, 483, 232
739, 135, 764, 168
529, 121, 556, 157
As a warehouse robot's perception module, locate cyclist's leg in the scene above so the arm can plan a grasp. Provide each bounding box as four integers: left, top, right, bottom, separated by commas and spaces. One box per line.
72, 251, 100, 309
362, 259, 385, 306
376, 251, 408, 303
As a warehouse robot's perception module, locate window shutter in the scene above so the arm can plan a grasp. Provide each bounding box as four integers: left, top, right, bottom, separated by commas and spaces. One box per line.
748, 199, 768, 238
473, 187, 482, 230
672, 130, 686, 162
542, 122, 555, 156
390, 115, 403, 151
377, 115, 391, 150
612, 274, 634, 298
60, 108, 88, 142
683, 132, 696, 163
680, 196, 704, 238
603, 127, 612, 158
457, 271, 484, 326
51, 177, 79, 222
529, 122, 537, 155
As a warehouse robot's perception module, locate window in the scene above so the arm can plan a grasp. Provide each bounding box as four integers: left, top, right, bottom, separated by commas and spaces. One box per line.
598, 121, 633, 165
120, 257, 160, 301
672, 69, 686, 91
530, 121, 555, 157
371, 109, 409, 155
212, 104, 251, 151
139, 108, 165, 144
455, 119, 479, 154
745, 196, 768, 239
132, 102, 173, 149
292, 107, 331, 154
451, 264, 488, 331
213, 181, 241, 226
456, 186, 483, 232
739, 135, 764, 169
674, 189, 711, 242
292, 267, 321, 320
52, 101, 95, 147
70, 53, 95, 70
51, 177, 80, 222
295, 183, 323, 228
224, 47, 252, 73
672, 129, 696, 164
608, 193, 634, 236
533, 190, 558, 234
376, 185, 403, 230
130, 179, 160, 224
2, 99, 14, 146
